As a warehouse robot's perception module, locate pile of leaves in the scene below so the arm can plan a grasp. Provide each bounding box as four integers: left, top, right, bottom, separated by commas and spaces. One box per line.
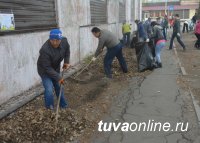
0, 107, 91, 143
0, 47, 150, 143
86, 47, 140, 79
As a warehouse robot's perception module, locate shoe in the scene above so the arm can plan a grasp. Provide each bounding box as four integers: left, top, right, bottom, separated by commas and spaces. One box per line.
123, 69, 128, 73
46, 105, 54, 110
102, 77, 112, 84
157, 63, 162, 68
152, 61, 158, 68
168, 48, 172, 50
183, 48, 186, 52
60, 105, 68, 109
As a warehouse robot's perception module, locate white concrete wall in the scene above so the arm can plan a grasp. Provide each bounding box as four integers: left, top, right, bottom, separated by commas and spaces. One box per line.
0, 0, 141, 105
0, 31, 48, 104
126, 0, 131, 22
57, 0, 91, 64
126, 0, 140, 31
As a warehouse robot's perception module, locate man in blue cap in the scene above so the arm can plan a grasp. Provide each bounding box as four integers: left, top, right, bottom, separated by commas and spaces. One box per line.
37, 29, 70, 109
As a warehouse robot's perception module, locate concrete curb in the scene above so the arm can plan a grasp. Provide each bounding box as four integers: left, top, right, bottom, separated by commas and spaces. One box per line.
0, 64, 82, 120
189, 89, 200, 126
173, 48, 200, 126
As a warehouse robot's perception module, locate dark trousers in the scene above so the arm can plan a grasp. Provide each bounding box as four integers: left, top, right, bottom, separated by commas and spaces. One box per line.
169, 33, 186, 49
195, 33, 200, 48
41, 75, 67, 109
123, 32, 131, 46
195, 33, 200, 41
163, 28, 167, 40
182, 23, 188, 33
104, 43, 128, 78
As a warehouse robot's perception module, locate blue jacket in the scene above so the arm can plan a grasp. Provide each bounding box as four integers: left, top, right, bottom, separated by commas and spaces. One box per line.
137, 22, 148, 40
143, 20, 152, 37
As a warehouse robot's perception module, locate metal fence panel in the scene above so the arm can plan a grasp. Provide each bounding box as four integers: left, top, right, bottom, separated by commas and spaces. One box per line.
0, 0, 57, 33
90, 0, 107, 24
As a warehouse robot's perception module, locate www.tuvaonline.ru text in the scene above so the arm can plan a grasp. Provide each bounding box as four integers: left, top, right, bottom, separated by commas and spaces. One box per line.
98, 120, 189, 132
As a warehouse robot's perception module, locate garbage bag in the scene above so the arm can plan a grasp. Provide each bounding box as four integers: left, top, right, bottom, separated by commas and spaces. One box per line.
130, 36, 138, 48
148, 39, 156, 58
130, 31, 138, 48
135, 42, 155, 72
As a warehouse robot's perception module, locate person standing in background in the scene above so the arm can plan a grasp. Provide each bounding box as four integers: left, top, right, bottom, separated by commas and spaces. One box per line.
156, 17, 162, 25
122, 21, 131, 46
182, 20, 189, 33
143, 17, 152, 39
151, 21, 166, 68
169, 14, 186, 51
192, 13, 197, 24
194, 20, 200, 48
161, 15, 168, 40
135, 20, 148, 42
169, 16, 174, 29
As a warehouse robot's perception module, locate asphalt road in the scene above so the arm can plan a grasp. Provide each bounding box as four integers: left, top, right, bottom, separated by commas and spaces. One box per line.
91, 46, 200, 143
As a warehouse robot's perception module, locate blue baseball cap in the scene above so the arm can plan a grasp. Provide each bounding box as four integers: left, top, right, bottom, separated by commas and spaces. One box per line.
49, 29, 62, 40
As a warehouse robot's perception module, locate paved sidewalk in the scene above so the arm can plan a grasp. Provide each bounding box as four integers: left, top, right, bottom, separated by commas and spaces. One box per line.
91, 48, 200, 143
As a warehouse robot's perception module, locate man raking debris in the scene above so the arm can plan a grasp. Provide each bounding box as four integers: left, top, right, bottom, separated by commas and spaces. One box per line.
91, 27, 128, 79
37, 29, 70, 110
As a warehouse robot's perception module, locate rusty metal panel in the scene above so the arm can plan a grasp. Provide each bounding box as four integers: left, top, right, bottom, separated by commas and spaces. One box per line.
0, 0, 57, 32
90, 0, 107, 24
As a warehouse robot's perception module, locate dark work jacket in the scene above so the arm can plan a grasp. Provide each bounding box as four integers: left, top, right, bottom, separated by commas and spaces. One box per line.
151, 25, 164, 44
137, 22, 148, 40
173, 19, 181, 34
37, 37, 70, 81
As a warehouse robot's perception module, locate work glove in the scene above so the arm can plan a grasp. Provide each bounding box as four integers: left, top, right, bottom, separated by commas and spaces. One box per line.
145, 38, 150, 42
62, 63, 70, 70
59, 79, 65, 85
91, 57, 96, 62
177, 33, 180, 37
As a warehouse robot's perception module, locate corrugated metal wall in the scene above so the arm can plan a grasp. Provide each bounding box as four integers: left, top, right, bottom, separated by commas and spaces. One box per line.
90, 0, 107, 24
0, 0, 57, 32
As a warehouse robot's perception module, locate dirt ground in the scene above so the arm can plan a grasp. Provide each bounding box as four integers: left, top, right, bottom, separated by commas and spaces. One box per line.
174, 32, 200, 105
0, 47, 151, 143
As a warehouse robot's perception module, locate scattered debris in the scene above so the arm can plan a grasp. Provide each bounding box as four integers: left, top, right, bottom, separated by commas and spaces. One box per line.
0, 47, 151, 142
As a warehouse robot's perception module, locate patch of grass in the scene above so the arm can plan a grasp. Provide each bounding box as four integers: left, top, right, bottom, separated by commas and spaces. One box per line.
83, 55, 93, 64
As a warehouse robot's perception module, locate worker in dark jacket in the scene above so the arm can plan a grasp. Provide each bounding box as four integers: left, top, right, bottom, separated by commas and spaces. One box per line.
161, 15, 169, 40
37, 29, 70, 109
143, 17, 152, 38
151, 22, 166, 68
192, 13, 197, 24
169, 14, 186, 51
135, 20, 148, 42
91, 27, 128, 78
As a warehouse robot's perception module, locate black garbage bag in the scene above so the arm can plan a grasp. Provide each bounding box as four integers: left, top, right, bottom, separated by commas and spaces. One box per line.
130, 36, 138, 48
135, 42, 156, 72
130, 31, 138, 48
148, 39, 156, 58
